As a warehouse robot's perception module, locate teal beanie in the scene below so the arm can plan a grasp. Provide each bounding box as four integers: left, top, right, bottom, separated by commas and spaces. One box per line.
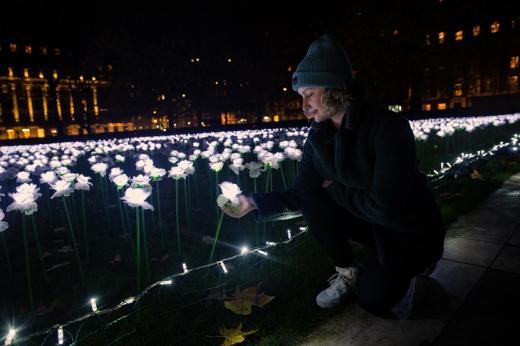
292, 34, 354, 92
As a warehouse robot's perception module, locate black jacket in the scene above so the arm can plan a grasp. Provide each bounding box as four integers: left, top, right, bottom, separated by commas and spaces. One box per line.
252, 99, 445, 265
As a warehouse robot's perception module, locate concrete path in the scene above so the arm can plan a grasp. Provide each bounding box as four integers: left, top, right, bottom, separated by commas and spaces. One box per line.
297, 172, 520, 346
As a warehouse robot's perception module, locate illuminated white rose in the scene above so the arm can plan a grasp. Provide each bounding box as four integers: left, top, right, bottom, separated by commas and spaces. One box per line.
121, 188, 154, 210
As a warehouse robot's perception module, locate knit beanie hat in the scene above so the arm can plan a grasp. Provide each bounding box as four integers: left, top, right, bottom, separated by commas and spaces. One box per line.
292, 34, 354, 92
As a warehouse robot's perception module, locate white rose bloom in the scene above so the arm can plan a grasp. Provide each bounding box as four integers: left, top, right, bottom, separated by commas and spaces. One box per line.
121, 188, 154, 210
50, 180, 74, 199
74, 175, 93, 191
40, 171, 57, 185
219, 181, 242, 205
113, 174, 130, 188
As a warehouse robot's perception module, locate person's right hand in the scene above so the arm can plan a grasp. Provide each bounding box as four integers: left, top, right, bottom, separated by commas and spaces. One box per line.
220, 194, 257, 218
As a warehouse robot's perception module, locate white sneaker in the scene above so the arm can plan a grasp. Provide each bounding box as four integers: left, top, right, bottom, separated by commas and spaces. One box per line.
316, 266, 358, 309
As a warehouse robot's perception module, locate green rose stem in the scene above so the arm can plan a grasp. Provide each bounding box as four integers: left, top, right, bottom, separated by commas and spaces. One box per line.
215, 171, 220, 223
81, 190, 90, 264
30, 214, 47, 282
102, 176, 113, 237
183, 178, 190, 238
63, 197, 85, 287
193, 168, 200, 204
175, 179, 181, 255
280, 166, 287, 190
1, 232, 12, 275
252, 176, 259, 247
115, 187, 127, 235
21, 214, 34, 313
141, 208, 151, 283
43, 185, 53, 228
135, 207, 141, 292
154, 181, 164, 246
209, 209, 225, 263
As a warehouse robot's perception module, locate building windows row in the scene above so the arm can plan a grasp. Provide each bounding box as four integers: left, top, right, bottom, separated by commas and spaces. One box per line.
426, 20, 514, 46
1, 43, 60, 56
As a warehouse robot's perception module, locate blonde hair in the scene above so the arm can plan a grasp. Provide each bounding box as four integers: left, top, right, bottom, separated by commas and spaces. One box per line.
321, 89, 353, 117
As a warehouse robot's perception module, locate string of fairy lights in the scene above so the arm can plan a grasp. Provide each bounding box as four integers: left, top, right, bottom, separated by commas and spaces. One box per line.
3, 226, 308, 345
3, 131, 520, 345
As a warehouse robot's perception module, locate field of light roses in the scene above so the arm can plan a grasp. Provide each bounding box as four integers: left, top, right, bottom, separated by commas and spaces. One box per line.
1, 114, 519, 345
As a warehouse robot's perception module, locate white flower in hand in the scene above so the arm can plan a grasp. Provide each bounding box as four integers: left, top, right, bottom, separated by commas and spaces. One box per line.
219, 181, 241, 205
121, 188, 154, 210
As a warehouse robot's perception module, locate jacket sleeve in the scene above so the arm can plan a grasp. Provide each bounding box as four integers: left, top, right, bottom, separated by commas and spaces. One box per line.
326, 116, 418, 230
251, 140, 323, 223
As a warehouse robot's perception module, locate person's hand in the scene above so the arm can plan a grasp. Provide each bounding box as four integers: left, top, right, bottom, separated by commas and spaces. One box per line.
321, 180, 333, 188
220, 194, 257, 218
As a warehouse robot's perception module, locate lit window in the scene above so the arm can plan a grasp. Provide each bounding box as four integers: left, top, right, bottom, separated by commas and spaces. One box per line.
39, 71, 44, 79
425, 34, 431, 46
54, 48, 61, 56
393, 29, 399, 36
9, 43, 16, 53
473, 25, 480, 37
287, 66, 293, 72
25, 45, 32, 54
438, 32, 445, 44
510, 56, 519, 69
227, 58, 232, 63
41, 46, 47, 55
282, 87, 287, 92
455, 30, 463, 41
8, 67, 14, 78
24, 68, 29, 78
53, 70, 58, 80
437, 103, 447, 110
454, 82, 463, 96
423, 104, 431, 111
491, 21, 500, 33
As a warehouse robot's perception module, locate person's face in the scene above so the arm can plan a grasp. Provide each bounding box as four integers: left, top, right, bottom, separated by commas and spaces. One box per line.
298, 87, 328, 123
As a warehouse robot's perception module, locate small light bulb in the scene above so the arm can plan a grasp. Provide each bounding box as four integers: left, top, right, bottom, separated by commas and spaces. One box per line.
182, 262, 188, 273
58, 327, 64, 345
90, 298, 98, 312
159, 279, 172, 285
287, 229, 292, 239
5, 328, 16, 345
299, 226, 306, 231
123, 297, 135, 305
265, 241, 276, 246
240, 246, 249, 254
219, 261, 228, 274
257, 250, 268, 256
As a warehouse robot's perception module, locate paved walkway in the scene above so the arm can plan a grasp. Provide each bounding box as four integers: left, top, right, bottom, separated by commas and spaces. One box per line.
297, 172, 520, 346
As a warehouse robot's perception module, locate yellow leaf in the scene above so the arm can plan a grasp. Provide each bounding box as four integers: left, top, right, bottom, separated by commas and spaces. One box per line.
219, 323, 257, 346
470, 169, 484, 180
224, 283, 275, 315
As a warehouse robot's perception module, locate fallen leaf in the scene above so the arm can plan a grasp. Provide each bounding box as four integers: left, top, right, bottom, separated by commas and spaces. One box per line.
219, 323, 257, 346
470, 169, 484, 180
224, 283, 275, 315
46, 262, 71, 272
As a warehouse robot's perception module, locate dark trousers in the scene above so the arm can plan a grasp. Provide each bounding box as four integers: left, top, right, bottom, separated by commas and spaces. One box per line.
301, 187, 437, 316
